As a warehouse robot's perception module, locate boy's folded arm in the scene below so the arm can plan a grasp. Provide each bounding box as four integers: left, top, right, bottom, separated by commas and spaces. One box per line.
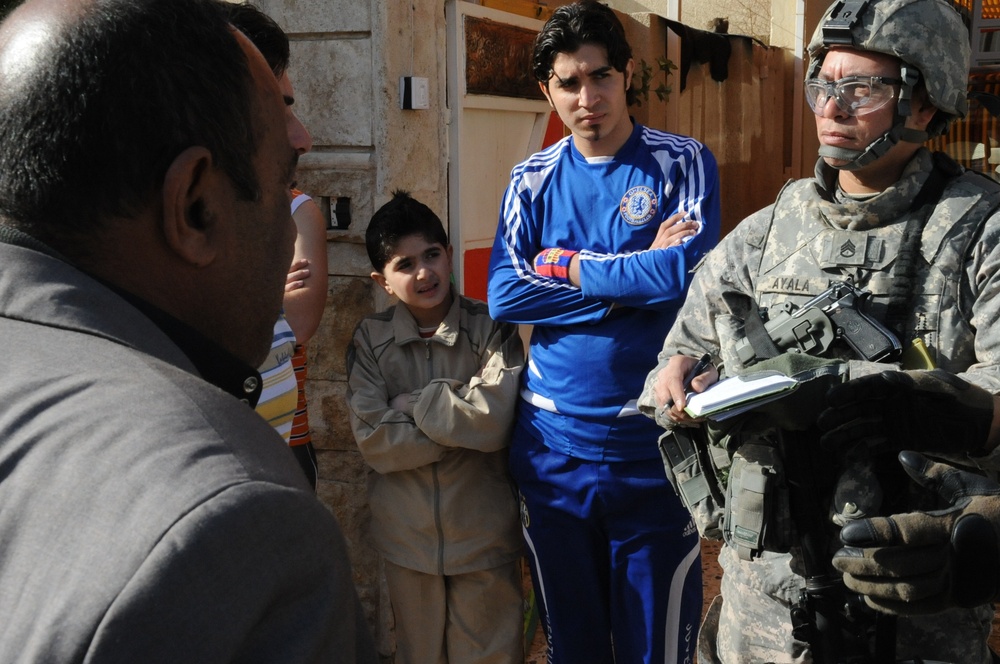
413, 327, 525, 451
349, 404, 450, 473
413, 374, 519, 451
346, 339, 449, 473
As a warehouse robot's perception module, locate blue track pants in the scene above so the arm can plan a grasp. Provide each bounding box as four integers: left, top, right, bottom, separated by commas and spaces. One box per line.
510, 421, 702, 664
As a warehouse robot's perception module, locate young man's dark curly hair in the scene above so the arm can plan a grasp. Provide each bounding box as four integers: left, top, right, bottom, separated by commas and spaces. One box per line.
531, 1, 635, 106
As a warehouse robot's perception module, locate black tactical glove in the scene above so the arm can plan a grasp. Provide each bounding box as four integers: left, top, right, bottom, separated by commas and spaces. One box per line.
735, 353, 847, 430
818, 369, 994, 456
832, 451, 1000, 615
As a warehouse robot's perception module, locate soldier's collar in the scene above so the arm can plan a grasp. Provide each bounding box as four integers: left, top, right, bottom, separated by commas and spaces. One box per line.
814, 151, 933, 231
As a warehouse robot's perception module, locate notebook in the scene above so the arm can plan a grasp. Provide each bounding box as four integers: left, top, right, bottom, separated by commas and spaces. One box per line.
684, 370, 799, 421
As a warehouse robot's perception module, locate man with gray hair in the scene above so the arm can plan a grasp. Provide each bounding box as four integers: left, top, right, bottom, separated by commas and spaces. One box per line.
641, 0, 1000, 661
0, 0, 376, 660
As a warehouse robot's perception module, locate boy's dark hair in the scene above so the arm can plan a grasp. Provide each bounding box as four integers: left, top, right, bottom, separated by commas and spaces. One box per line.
366, 191, 449, 272
532, 0, 635, 105
222, 2, 290, 77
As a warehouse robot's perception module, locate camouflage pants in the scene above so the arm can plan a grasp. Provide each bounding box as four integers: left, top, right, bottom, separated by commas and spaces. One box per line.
700, 544, 994, 664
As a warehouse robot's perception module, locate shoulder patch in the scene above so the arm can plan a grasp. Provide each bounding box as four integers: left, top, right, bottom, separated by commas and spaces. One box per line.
620, 185, 658, 226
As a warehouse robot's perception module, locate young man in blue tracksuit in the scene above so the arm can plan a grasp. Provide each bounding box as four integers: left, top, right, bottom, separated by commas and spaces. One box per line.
487, 2, 721, 662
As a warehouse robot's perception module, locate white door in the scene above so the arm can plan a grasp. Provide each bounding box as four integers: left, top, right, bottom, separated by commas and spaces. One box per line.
445, 1, 552, 301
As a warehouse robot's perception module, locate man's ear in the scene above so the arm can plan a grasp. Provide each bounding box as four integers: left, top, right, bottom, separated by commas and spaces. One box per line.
907, 87, 939, 132
539, 80, 554, 108
371, 270, 391, 295
161, 146, 219, 267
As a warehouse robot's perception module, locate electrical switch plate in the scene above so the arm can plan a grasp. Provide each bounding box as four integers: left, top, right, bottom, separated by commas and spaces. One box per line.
399, 76, 429, 110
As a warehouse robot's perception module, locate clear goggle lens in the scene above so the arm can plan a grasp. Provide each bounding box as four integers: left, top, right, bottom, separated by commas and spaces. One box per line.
804, 76, 902, 116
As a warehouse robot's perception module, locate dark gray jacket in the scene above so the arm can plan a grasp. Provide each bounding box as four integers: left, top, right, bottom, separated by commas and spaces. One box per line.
0, 239, 377, 663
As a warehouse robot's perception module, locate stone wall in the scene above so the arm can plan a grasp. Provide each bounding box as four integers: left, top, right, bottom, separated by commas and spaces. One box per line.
255, 0, 451, 656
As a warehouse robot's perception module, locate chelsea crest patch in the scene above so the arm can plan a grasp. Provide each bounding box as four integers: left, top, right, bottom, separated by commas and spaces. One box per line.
620, 186, 657, 226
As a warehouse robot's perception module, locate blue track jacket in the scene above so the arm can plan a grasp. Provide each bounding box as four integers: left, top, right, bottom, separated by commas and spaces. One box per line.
488, 122, 721, 461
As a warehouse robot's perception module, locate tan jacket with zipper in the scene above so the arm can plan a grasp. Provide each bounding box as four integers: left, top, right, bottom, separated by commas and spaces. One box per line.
346, 294, 525, 574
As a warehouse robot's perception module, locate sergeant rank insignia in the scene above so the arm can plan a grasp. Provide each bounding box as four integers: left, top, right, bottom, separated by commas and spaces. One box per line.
620, 185, 657, 226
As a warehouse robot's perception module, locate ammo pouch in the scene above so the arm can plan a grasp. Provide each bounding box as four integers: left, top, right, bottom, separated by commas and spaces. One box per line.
658, 427, 727, 540
657, 423, 793, 550
722, 441, 792, 560
659, 418, 792, 560
659, 354, 845, 554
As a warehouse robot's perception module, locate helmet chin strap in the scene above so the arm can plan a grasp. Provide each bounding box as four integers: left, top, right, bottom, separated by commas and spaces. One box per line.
819, 123, 929, 171
819, 64, 927, 171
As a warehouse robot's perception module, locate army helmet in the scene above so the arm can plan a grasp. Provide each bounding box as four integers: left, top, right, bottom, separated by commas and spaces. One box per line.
807, 0, 970, 121
804, 0, 970, 169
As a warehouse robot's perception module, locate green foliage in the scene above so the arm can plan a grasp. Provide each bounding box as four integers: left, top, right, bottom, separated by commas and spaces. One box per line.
631, 57, 677, 106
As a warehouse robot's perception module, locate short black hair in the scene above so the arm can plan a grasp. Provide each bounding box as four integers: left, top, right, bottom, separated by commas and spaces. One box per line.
222, 2, 290, 77
0, 0, 259, 251
366, 191, 449, 273
532, 0, 635, 105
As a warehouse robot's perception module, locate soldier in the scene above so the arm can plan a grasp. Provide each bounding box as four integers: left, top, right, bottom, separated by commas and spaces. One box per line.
639, 0, 1000, 662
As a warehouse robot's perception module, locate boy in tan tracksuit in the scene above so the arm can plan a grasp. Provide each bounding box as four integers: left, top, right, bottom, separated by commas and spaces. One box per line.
346, 191, 526, 664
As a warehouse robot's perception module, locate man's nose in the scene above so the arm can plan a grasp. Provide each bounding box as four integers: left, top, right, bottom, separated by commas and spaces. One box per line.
579, 81, 600, 108
289, 111, 312, 155
821, 94, 848, 120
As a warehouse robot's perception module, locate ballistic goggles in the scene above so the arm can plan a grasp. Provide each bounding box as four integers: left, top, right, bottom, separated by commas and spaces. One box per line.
804, 75, 902, 117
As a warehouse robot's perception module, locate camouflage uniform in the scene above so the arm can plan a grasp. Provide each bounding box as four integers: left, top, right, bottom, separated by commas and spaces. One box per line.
639, 150, 1000, 663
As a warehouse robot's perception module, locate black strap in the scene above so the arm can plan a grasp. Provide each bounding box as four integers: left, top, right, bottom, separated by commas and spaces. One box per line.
885, 152, 962, 337
873, 612, 896, 664
724, 291, 781, 361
